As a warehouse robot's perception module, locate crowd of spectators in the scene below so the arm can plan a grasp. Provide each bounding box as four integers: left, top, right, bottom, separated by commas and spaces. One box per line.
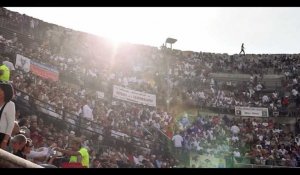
1, 7, 300, 168
174, 113, 300, 167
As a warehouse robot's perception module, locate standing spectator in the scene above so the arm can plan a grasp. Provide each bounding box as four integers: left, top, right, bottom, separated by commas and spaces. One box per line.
0, 83, 15, 149
172, 132, 183, 155
239, 43, 245, 56
78, 100, 94, 121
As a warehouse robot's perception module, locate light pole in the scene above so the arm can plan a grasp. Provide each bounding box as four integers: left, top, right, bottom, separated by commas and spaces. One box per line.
164, 38, 177, 112
165, 38, 177, 50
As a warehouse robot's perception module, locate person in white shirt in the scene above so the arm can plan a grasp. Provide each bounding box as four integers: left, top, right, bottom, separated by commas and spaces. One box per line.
0, 83, 15, 150
233, 149, 241, 157
26, 146, 49, 163
230, 124, 240, 135
172, 132, 183, 148
172, 132, 183, 155
292, 89, 298, 96
78, 100, 93, 121
293, 78, 298, 85
232, 135, 239, 142
262, 95, 269, 103
233, 148, 242, 162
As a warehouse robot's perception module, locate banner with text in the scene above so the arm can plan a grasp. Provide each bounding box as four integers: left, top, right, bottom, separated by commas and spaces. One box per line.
15, 54, 31, 72
113, 85, 156, 107
30, 60, 59, 81
235, 106, 269, 117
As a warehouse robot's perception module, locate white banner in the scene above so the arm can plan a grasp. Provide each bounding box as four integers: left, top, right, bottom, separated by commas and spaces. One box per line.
113, 85, 156, 107
15, 54, 31, 72
235, 106, 269, 117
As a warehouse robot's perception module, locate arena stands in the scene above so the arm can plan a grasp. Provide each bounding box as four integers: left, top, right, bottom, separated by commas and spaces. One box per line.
0, 7, 300, 168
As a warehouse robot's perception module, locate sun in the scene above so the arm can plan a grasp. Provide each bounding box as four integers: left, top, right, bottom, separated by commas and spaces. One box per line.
107, 37, 121, 50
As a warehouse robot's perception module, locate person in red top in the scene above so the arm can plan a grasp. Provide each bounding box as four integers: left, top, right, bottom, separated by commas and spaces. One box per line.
282, 96, 289, 107
166, 124, 173, 139
165, 113, 174, 139
127, 150, 134, 165
268, 119, 274, 130
212, 116, 220, 126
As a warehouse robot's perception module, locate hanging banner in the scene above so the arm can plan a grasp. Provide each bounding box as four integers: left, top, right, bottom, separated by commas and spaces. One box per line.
15, 54, 31, 72
235, 106, 269, 117
30, 60, 59, 81
113, 85, 156, 107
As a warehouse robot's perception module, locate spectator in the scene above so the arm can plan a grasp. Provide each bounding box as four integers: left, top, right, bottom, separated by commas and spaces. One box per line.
55, 137, 90, 168
180, 113, 190, 129
16, 138, 33, 160
3, 57, 15, 71
172, 132, 183, 155
9, 133, 27, 156
79, 100, 93, 121
0, 58, 10, 82
90, 158, 102, 168
0, 82, 15, 150
231, 123, 240, 135
4, 7, 300, 168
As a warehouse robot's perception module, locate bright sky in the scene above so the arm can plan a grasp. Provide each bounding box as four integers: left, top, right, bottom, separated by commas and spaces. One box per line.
6, 7, 300, 54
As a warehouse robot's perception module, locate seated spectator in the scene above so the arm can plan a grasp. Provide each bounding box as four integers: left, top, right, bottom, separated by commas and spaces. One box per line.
55, 137, 90, 168
8, 134, 27, 157
16, 138, 33, 160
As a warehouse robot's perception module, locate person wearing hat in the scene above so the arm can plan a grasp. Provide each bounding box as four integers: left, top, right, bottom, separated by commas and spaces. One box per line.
0, 82, 15, 150
55, 137, 90, 168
